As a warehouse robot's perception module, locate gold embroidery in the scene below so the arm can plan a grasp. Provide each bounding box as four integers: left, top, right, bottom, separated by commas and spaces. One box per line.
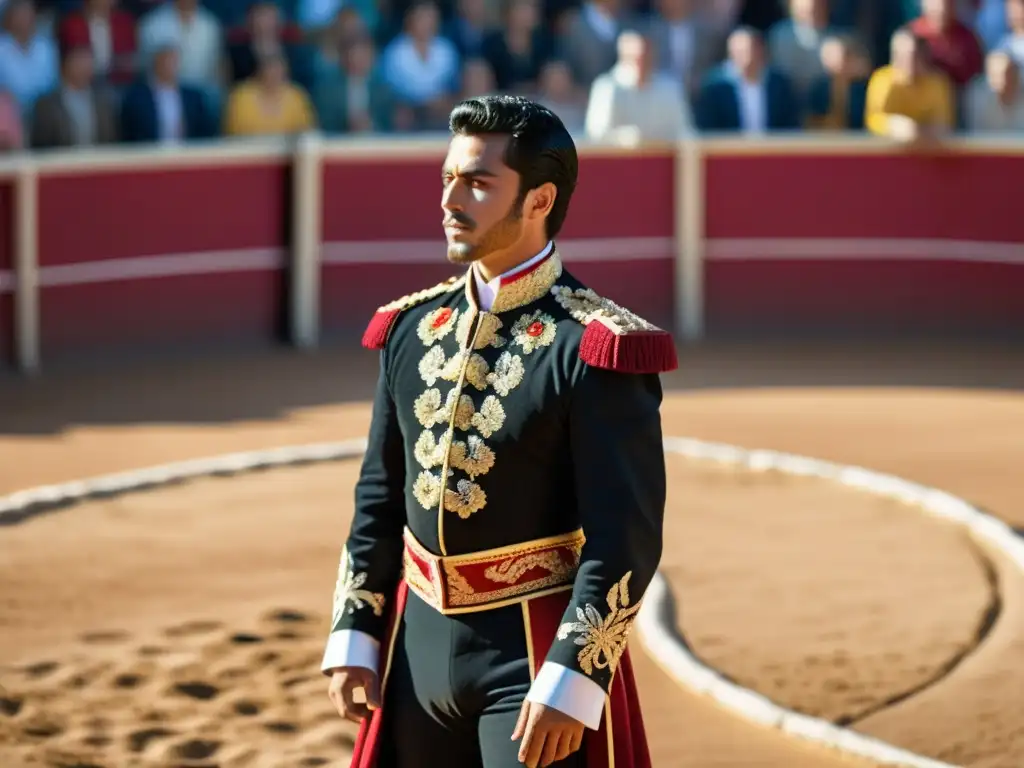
381, 275, 466, 312
414, 388, 474, 429
484, 550, 577, 584
444, 564, 476, 596
444, 478, 487, 519
449, 389, 476, 431
470, 396, 505, 438
403, 546, 436, 600
418, 346, 447, 386
448, 435, 496, 479
332, 548, 387, 624
551, 285, 660, 335
417, 306, 459, 345
441, 351, 490, 391
457, 311, 505, 350
412, 470, 445, 510
414, 430, 446, 469
489, 252, 564, 314
485, 352, 525, 397
414, 389, 445, 428
556, 572, 642, 676
511, 310, 557, 354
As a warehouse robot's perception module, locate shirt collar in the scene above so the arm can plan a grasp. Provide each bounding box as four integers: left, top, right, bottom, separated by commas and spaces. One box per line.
470, 241, 560, 314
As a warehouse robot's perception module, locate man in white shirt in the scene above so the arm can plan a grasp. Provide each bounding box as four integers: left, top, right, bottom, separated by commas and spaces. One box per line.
585, 30, 694, 143
966, 48, 1024, 129
139, 0, 223, 96
322, 94, 672, 768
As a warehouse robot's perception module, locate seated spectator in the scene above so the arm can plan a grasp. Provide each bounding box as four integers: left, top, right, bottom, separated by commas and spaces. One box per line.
767, 0, 835, 100
0, 0, 59, 114
138, 0, 223, 94
865, 27, 954, 139
976, 0, 1010, 50
806, 32, 870, 129
314, 34, 394, 133
480, 0, 553, 92
995, 0, 1024, 65
585, 30, 694, 143
30, 43, 118, 148
380, 0, 459, 130
646, 0, 719, 98
694, 26, 802, 132
559, 0, 632, 89
910, 0, 984, 86
57, 0, 137, 88
458, 56, 495, 98
226, 0, 314, 91
444, 0, 489, 59
0, 87, 22, 150
297, 0, 378, 43
224, 50, 315, 136
965, 48, 1024, 129
120, 43, 215, 142
534, 58, 586, 132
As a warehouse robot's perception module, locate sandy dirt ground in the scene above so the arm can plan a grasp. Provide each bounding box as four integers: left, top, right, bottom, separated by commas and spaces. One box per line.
1, 341, 1022, 768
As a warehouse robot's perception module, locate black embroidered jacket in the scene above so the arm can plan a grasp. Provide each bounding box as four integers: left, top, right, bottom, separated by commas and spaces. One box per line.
327, 247, 676, 695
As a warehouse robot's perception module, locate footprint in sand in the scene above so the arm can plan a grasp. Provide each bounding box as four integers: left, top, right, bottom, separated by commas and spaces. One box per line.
231, 699, 263, 716
266, 608, 310, 624
23, 661, 60, 678
127, 726, 176, 753
79, 629, 131, 645
20, 712, 65, 739
0, 693, 23, 716
172, 737, 221, 760
264, 720, 299, 734
172, 681, 220, 701
164, 620, 223, 638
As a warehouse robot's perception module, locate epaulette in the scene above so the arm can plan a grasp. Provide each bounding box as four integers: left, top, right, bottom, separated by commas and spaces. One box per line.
552, 285, 678, 374
362, 275, 467, 350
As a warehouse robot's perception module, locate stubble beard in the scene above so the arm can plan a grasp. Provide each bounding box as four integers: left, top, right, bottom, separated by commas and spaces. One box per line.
446, 202, 523, 266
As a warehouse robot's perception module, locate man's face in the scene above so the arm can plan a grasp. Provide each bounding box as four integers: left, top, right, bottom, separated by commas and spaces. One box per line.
922, 0, 952, 26
441, 134, 525, 265
892, 32, 922, 77
728, 31, 763, 77
987, 53, 1019, 94
1008, 0, 1024, 31
65, 48, 95, 87
791, 0, 827, 27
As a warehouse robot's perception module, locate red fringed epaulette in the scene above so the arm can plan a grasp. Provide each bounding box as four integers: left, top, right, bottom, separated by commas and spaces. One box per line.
552, 285, 679, 375
361, 275, 467, 350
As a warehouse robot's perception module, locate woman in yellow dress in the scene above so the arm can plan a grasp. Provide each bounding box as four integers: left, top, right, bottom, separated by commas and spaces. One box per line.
224, 50, 316, 137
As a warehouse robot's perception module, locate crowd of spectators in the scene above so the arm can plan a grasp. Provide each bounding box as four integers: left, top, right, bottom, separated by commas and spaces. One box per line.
0, 0, 1022, 153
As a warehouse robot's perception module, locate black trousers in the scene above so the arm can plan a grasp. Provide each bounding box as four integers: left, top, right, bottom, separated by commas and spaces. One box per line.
377, 589, 587, 768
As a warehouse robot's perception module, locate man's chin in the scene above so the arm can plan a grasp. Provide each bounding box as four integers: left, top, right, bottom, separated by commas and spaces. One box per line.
446, 243, 477, 264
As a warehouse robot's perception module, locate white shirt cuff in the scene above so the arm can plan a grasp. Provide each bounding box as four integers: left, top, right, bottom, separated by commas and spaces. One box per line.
525, 662, 607, 731
320, 629, 380, 675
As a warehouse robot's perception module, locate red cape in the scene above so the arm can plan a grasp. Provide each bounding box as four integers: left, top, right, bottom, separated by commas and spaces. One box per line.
348, 583, 652, 768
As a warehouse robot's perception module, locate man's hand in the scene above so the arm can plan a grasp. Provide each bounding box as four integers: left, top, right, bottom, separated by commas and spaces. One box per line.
327, 666, 381, 724
512, 700, 585, 767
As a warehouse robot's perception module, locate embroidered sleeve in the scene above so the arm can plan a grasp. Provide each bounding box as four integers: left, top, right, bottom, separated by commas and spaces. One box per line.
326, 352, 406, 647
541, 363, 666, 694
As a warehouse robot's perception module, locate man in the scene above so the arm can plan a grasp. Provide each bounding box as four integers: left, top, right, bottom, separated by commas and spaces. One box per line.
909, 0, 984, 87
120, 43, 215, 143
646, 0, 719, 98
585, 30, 694, 144
694, 25, 802, 132
767, 0, 836, 100
964, 49, 1024, 130
321, 94, 675, 768
864, 26, 954, 140
30, 43, 119, 149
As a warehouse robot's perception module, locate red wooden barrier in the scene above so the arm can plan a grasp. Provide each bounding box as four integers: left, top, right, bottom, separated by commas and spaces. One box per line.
34, 155, 290, 359
0, 177, 13, 366
702, 149, 1024, 336
319, 148, 677, 335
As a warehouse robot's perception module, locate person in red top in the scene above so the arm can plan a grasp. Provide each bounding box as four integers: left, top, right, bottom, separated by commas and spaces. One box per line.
58, 0, 138, 88
910, 0, 984, 87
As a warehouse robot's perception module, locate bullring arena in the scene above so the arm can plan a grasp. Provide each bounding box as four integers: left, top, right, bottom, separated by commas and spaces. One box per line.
1, 136, 1023, 768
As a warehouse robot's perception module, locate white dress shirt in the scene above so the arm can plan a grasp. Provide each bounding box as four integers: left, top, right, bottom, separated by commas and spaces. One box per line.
321, 241, 608, 732
152, 81, 183, 142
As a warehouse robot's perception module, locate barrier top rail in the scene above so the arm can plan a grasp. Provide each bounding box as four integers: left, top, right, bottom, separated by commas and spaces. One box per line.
3, 131, 1024, 179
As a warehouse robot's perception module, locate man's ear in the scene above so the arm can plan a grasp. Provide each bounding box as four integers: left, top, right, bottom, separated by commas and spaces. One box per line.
526, 182, 557, 222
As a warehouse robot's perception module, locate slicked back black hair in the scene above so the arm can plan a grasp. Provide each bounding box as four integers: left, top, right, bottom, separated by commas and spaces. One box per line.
449, 95, 578, 240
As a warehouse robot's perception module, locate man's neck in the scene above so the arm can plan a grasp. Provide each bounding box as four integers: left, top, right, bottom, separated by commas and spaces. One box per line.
476, 240, 550, 282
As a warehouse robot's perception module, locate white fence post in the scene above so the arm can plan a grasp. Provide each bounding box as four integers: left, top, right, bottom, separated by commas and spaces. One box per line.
290, 132, 323, 349
14, 159, 39, 374
676, 138, 705, 342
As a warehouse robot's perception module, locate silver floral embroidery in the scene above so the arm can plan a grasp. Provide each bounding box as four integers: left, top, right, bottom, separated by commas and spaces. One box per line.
418, 346, 447, 386
332, 548, 387, 626
511, 310, 557, 354
486, 352, 525, 397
